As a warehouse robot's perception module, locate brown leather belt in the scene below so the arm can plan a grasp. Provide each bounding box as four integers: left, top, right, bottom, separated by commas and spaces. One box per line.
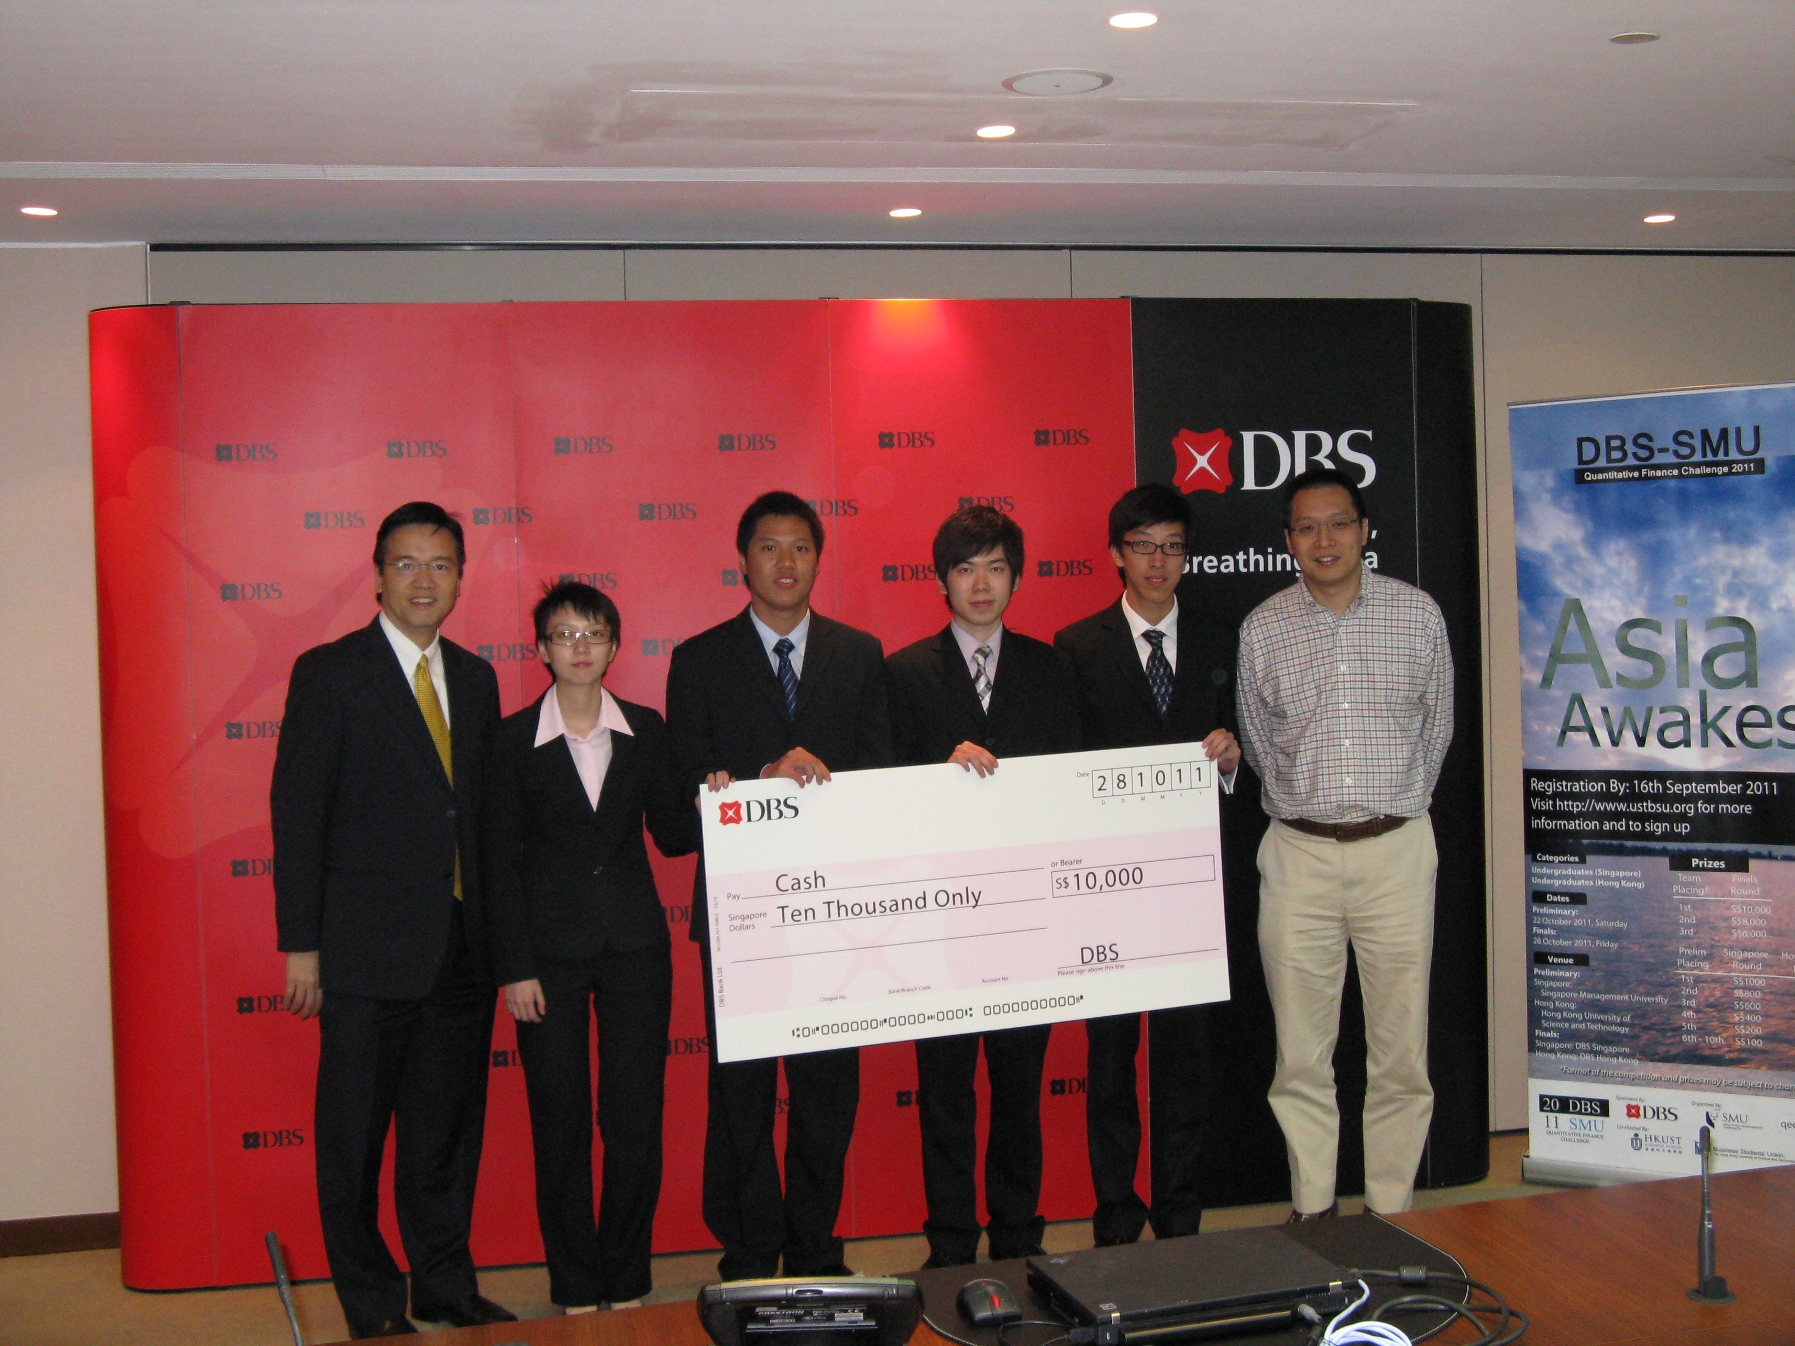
1281, 815, 1410, 843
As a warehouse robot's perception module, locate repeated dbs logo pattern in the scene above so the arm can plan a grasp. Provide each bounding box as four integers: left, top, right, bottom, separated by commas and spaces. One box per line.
1174, 428, 1234, 495
719, 801, 743, 825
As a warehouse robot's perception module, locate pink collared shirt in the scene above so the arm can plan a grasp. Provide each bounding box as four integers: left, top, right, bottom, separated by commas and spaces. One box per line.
535, 687, 634, 809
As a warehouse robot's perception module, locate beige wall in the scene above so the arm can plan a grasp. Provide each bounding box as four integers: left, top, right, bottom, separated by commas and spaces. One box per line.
0, 243, 147, 1220
6, 243, 1792, 1223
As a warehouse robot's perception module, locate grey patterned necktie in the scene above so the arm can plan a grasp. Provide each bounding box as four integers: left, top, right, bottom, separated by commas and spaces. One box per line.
972, 645, 993, 712
1142, 628, 1173, 718
772, 636, 799, 718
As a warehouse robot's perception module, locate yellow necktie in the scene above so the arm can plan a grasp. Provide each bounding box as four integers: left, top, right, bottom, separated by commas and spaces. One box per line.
414, 655, 461, 898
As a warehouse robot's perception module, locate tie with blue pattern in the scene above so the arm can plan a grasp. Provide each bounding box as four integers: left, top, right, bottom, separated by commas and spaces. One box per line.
1142, 628, 1173, 718
773, 636, 799, 718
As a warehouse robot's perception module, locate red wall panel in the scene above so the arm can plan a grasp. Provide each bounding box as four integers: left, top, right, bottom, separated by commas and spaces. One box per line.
92, 298, 1141, 1289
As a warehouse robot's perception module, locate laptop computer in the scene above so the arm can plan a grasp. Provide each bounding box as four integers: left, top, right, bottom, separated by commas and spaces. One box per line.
1027, 1226, 1348, 1330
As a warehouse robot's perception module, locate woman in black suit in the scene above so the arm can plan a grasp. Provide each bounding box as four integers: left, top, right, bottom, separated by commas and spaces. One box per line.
485, 580, 698, 1314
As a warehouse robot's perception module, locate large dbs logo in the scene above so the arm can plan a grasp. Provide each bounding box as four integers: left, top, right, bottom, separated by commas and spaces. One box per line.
1174, 428, 1234, 495
719, 801, 743, 825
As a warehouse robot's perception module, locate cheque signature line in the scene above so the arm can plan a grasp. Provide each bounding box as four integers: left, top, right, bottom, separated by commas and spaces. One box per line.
1053, 945, 1219, 971
741, 865, 1043, 902
729, 927, 1048, 963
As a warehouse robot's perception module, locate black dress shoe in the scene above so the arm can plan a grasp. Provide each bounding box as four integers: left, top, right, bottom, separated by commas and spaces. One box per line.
348, 1318, 417, 1339
1285, 1202, 1339, 1224
920, 1252, 974, 1270
410, 1293, 518, 1327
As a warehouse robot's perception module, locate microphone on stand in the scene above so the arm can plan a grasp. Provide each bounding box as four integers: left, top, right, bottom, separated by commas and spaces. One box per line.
1686, 1124, 1735, 1304
265, 1231, 307, 1346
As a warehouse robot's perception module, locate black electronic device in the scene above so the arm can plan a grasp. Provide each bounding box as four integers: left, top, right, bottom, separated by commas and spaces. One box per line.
956, 1277, 1023, 1328
697, 1277, 922, 1346
1027, 1226, 1347, 1331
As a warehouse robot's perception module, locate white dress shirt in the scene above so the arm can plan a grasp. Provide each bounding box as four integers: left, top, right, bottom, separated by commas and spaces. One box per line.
1120, 594, 1178, 674
534, 686, 635, 809
378, 610, 449, 729
748, 607, 811, 680
948, 620, 1004, 687
1118, 594, 1238, 792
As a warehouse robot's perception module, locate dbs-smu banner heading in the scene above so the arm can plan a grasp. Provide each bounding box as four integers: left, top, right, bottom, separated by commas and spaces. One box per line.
1171, 428, 1378, 495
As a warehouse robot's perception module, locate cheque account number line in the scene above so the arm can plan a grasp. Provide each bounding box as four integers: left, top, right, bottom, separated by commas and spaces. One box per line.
1053, 945, 1219, 971
740, 865, 1042, 902
728, 926, 1047, 963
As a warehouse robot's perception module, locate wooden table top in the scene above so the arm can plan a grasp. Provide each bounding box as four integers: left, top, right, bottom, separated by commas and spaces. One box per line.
334, 1163, 1795, 1346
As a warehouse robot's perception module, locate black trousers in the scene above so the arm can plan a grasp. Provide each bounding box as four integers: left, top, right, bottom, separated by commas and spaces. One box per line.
514, 944, 672, 1307
914, 1025, 1051, 1264
1084, 1004, 1215, 1244
699, 940, 859, 1280
315, 911, 494, 1330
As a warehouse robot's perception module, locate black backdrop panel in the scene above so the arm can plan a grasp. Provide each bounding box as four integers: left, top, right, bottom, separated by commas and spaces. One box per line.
1130, 299, 1487, 1205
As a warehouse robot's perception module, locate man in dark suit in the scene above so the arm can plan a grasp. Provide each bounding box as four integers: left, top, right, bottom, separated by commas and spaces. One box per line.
886, 505, 1081, 1267
1054, 483, 1242, 1246
665, 490, 893, 1282
486, 580, 699, 1315
272, 501, 515, 1338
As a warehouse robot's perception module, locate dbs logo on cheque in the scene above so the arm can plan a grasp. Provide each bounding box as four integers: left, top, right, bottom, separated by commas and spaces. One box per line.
718, 799, 802, 825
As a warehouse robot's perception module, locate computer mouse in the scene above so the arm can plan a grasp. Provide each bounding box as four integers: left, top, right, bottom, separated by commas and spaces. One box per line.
957, 1277, 1023, 1328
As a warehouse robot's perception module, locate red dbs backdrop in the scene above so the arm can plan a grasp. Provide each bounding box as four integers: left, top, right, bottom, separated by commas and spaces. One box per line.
90, 299, 1137, 1290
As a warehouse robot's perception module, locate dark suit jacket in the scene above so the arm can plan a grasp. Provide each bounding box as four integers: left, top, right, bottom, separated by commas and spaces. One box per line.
483, 691, 699, 985
665, 607, 893, 940
1054, 599, 1238, 753
272, 617, 502, 1000
887, 625, 1081, 767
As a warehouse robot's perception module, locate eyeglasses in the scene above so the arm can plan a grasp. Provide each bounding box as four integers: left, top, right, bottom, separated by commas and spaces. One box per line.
1287, 516, 1363, 542
546, 629, 614, 647
383, 559, 459, 576
1121, 538, 1188, 556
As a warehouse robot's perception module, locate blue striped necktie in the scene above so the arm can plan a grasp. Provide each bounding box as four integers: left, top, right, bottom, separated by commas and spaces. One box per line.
773, 636, 799, 718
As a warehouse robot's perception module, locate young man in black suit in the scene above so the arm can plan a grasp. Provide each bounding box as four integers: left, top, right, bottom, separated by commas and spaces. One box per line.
1054, 483, 1242, 1246
272, 501, 515, 1338
485, 581, 699, 1315
665, 491, 893, 1282
886, 505, 1081, 1268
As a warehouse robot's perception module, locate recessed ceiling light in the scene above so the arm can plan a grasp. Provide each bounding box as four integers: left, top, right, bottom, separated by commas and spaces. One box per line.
977, 124, 1017, 139
20, 205, 58, 217
1109, 11, 1158, 28
1643, 213, 1677, 224
1003, 69, 1114, 96
1610, 31, 1660, 43
889, 207, 922, 218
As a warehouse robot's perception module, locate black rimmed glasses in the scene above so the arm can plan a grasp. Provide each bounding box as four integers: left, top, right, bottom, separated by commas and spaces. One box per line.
1120, 538, 1188, 556
1286, 516, 1363, 542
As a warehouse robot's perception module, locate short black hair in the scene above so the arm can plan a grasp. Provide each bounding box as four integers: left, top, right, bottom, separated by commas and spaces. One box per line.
1283, 468, 1369, 528
1107, 482, 1190, 551
933, 506, 1024, 587
735, 491, 824, 558
533, 579, 622, 645
373, 501, 465, 568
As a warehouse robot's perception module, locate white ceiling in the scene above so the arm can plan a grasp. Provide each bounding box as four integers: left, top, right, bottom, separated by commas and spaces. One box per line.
2, 0, 1791, 248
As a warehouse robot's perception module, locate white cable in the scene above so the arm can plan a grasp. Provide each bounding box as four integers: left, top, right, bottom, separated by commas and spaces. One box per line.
1320, 1280, 1413, 1346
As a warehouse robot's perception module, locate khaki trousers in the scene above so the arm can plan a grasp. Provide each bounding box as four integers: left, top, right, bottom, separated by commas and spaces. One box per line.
1256, 816, 1437, 1214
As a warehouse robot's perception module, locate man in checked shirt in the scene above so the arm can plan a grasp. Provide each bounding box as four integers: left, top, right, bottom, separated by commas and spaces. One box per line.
1236, 466, 1453, 1221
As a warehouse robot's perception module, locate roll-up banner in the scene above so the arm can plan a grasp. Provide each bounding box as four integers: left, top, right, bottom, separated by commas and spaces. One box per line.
91, 297, 1483, 1289
1512, 382, 1795, 1184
